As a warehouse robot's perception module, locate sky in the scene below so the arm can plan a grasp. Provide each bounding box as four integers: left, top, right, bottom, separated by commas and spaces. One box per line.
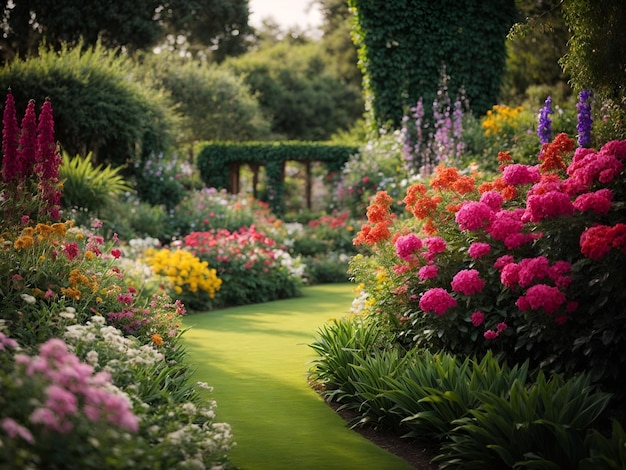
248, 0, 323, 31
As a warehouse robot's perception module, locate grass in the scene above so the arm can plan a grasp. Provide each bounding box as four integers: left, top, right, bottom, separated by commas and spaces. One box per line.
182, 283, 416, 470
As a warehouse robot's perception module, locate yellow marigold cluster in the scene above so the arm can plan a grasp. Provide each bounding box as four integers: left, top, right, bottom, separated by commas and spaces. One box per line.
481, 104, 524, 137
143, 248, 222, 298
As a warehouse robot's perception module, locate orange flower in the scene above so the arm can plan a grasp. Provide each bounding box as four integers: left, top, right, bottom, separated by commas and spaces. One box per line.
452, 175, 475, 195
151, 333, 164, 347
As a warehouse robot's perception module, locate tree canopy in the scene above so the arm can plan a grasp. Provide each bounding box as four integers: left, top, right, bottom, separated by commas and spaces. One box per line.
0, 0, 251, 63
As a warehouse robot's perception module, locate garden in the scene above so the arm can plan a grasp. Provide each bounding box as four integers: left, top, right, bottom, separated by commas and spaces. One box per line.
1, 0, 626, 469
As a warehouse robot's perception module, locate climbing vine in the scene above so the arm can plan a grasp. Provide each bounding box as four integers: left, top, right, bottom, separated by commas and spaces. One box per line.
348, 0, 517, 129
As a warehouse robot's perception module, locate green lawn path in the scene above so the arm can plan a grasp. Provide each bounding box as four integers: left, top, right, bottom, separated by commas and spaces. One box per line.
182, 283, 416, 470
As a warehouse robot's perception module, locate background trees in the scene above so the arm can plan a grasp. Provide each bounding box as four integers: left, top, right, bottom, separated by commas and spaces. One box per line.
0, 0, 251, 63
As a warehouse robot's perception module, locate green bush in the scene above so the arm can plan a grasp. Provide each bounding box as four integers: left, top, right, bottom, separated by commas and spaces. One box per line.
132, 153, 187, 210
0, 41, 175, 168
435, 373, 611, 469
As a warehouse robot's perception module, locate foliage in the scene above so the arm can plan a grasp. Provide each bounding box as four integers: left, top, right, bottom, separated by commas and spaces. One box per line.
179, 226, 304, 308
59, 152, 133, 221
435, 373, 611, 469
348, 0, 517, 129
0, 0, 251, 62
140, 53, 271, 151
0, 41, 176, 167
132, 153, 188, 211
142, 247, 222, 311
165, 189, 273, 241
560, 0, 626, 101
224, 40, 364, 140
197, 142, 358, 214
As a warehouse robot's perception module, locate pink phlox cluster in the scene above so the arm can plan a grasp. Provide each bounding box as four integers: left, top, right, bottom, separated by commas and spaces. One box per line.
479, 190, 504, 210
470, 311, 485, 327
573, 189, 614, 215
451, 269, 485, 295
418, 264, 438, 281
523, 179, 574, 223
484, 321, 508, 340
600, 140, 626, 160
419, 287, 457, 316
494, 255, 515, 270
468, 242, 491, 259
502, 164, 541, 186
13, 338, 139, 435
455, 201, 494, 231
395, 233, 423, 261
1, 417, 34, 444
423, 236, 447, 255
0, 331, 19, 351
567, 149, 624, 191
515, 284, 566, 315
499, 256, 572, 290
580, 223, 626, 260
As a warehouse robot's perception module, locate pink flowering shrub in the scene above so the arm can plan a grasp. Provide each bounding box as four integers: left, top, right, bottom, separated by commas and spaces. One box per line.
349, 134, 626, 391
181, 225, 303, 307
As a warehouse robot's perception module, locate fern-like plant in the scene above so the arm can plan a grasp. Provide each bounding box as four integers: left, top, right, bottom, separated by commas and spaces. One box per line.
59, 152, 132, 216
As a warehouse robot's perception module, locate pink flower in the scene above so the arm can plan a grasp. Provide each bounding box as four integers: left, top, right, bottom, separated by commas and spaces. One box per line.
502, 164, 541, 185
500, 263, 520, 288
600, 140, 626, 160
517, 256, 551, 288
471, 311, 485, 327
494, 255, 515, 270
484, 330, 498, 340
424, 236, 447, 254
419, 288, 457, 316
496, 322, 508, 332
451, 269, 485, 295
524, 191, 575, 223
573, 189, 613, 215
487, 209, 525, 241
455, 201, 494, 231
504, 233, 534, 250
110, 248, 122, 259
479, 190, 504, 210
62, 242, 80, 260
395, 233, 423, 261
580, 225, 614, 260
418, 264, 438, 281
468, 242, 491, 259
516, 284, 566, 314
1, 418, 34, 444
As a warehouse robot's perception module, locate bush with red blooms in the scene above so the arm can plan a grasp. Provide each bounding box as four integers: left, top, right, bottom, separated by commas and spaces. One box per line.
349, 133, 626, 394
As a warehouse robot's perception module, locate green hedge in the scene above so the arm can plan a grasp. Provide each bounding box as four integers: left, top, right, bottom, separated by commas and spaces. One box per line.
196, 142, 358, 214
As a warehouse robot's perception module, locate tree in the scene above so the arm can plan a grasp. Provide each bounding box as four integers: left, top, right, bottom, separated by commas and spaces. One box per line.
0, 42, 175, 167
0, 0, 251, 63
348, 0, 517, 129
560, 0, 626, 100
224, 40, 363, 141
141, 52, 271, 153
502, 0, 570, 103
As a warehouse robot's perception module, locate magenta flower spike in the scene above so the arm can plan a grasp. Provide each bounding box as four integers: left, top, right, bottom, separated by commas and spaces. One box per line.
17, 99, 37, 179
36, 99, 61, 181
1, 91, 20, 183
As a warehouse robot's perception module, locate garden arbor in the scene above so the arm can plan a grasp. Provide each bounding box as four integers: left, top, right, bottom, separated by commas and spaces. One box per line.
197, 142, 358, 214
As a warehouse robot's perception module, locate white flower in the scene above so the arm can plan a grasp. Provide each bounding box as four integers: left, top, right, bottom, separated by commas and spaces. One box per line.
20, 294, 36, 304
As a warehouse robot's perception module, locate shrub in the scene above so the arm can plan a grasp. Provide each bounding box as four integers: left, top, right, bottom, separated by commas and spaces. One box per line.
142, 247, 222, 311
435, 373, 611, 469
180, 226, 303, 308
350, 133, 626, 397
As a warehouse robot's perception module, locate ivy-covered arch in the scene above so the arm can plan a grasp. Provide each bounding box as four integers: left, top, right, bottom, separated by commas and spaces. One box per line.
196, 142, 358, 214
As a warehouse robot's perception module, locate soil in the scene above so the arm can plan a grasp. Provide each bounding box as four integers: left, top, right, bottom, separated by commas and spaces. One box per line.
326, 401, 440, 470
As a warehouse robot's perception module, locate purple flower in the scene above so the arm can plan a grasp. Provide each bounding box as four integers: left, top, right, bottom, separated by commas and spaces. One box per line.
576, 90, 593, 148
537, 96, 553, 144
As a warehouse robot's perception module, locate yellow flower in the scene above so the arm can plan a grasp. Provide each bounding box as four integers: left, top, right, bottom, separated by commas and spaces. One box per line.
84, 251, 95, 260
